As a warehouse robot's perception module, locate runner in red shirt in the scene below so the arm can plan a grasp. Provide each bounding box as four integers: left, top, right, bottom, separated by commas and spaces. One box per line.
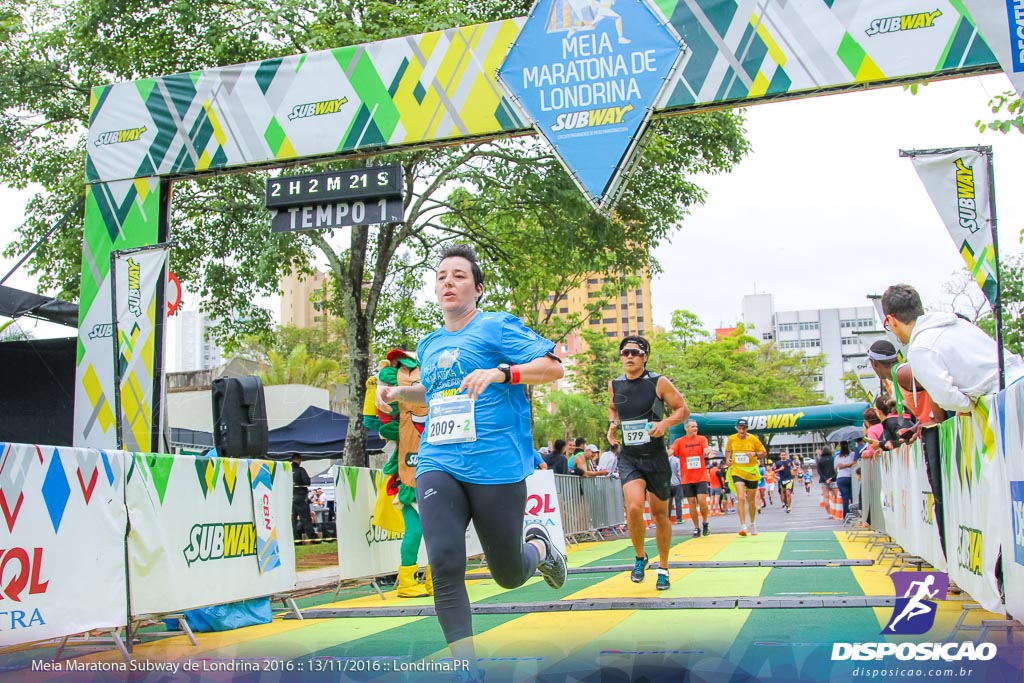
670, 419, 714, 537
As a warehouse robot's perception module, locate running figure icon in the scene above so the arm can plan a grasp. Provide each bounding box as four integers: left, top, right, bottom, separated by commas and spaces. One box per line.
884, 573, 937, 634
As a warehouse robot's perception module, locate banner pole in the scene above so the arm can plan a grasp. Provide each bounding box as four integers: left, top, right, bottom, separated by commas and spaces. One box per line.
985, 147, 1006, 390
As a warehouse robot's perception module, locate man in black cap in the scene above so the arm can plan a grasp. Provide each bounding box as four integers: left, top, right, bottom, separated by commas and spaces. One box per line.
606, 334, 690, 591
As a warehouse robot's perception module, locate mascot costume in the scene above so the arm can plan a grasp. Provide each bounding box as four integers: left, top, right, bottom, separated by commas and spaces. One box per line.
363, 349, 432, 598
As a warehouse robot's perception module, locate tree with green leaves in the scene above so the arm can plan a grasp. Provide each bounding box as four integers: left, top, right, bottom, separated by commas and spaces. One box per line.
532, 390, 607, 449
649, 318, 827, 415
259, 344, 341, 388
240, 320, 348, 388
569, 329, 623, 403
942, 260, 1024, 357
1, 0, 749, 465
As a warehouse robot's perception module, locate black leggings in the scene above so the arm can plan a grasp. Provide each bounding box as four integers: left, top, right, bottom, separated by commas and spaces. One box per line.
921, 427, 946, 556
417, 471, 541, 643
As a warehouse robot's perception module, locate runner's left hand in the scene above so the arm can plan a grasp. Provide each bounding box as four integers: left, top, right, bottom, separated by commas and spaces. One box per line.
459, 368, 503, 401
649, 421, 667, 438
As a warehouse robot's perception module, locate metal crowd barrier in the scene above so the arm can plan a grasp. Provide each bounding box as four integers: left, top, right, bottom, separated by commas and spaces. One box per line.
553, 474, 625, 543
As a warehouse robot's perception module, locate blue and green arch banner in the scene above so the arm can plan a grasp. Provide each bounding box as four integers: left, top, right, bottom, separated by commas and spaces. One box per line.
77, 1, 1012, 449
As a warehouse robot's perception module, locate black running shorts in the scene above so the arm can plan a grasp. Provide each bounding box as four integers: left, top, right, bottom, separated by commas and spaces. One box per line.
681, 481, 709, 498
618, 452, 671, 501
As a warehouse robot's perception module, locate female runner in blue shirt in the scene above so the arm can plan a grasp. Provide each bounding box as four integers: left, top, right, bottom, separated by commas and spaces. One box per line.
379, 244, 566, 682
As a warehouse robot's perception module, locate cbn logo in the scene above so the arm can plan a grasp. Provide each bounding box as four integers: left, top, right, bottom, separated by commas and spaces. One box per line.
288, 98, 349, 121
94, 126, 147, 147
182, 523, 257, 566
953, 158, 979, 233
865, 10, 942, 37
956, 526, 983, 577
550, 104, 633, 132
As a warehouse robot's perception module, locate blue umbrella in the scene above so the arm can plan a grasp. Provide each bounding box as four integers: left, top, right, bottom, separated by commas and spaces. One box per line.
827, 425, 864, 443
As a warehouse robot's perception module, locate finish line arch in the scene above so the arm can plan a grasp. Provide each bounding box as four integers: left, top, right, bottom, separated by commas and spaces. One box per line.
75, 1, 1013, 450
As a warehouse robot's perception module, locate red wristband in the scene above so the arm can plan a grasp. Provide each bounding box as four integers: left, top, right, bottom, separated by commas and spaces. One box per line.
510, 365, 521, 385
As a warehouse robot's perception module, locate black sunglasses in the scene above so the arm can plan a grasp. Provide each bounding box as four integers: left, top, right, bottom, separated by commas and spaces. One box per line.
620, 349, 644, 357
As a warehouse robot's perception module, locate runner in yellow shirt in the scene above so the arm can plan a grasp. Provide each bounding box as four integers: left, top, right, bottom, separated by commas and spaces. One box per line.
724, 418, 767, 536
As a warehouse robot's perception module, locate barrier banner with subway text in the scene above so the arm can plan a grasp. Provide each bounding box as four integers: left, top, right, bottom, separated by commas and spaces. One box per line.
333, 467, 565, 581
126, 453, 295, 615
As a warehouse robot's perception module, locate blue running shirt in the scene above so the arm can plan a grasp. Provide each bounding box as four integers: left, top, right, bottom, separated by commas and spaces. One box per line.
416, 311, 555, 484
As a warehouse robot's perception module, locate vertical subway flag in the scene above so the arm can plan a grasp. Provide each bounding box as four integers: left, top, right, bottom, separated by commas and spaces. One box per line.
907, 148, 998, 306
112, 245, 169, 451
961, 0, 1024, 99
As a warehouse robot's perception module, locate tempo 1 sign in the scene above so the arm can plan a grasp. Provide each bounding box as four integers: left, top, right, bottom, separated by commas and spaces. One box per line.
270, 198, 404, 232
265, 164, 405, 231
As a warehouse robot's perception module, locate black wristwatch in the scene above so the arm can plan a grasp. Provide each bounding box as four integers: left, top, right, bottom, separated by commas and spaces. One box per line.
497, 363, 511, 384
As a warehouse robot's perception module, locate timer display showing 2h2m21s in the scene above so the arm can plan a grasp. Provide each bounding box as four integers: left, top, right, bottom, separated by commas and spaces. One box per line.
264, 164, 404, 209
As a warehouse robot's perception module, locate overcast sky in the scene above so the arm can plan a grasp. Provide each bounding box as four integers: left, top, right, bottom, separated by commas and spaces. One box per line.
651, 73, 1024, 333
2, 73, 1022, 346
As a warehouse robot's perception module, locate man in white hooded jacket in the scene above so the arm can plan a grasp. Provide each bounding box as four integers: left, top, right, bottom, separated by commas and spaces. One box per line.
880, 284, 1024, 413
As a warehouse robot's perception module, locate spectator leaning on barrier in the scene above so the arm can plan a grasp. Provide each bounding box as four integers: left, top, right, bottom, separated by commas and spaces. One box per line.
572, 444, 609, 478
881, 283, 1024, 413
598, 444, 620, 478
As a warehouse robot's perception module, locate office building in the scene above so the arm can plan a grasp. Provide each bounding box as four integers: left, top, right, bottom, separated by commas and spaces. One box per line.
742, 293, 876, 403
173, 309, 224, 372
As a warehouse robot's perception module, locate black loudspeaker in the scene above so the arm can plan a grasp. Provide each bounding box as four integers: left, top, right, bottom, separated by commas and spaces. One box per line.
211, 376, 269, 458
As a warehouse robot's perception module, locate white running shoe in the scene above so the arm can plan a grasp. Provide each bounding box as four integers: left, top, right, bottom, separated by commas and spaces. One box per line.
750, 524, 759, 536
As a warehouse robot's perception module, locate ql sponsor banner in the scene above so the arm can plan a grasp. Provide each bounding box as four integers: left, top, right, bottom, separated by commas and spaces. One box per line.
939, 403, 1006, 614
877, 442, 947, 572
0, 443, 127, 646
522, 469, 567, 554
334, 467, 469, 581
334, 467, 566, 581
994, 380, 1024, 621
126, 453, 295, 615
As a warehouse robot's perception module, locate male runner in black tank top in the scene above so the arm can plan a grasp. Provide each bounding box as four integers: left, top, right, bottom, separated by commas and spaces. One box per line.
607, 335, 690, 590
